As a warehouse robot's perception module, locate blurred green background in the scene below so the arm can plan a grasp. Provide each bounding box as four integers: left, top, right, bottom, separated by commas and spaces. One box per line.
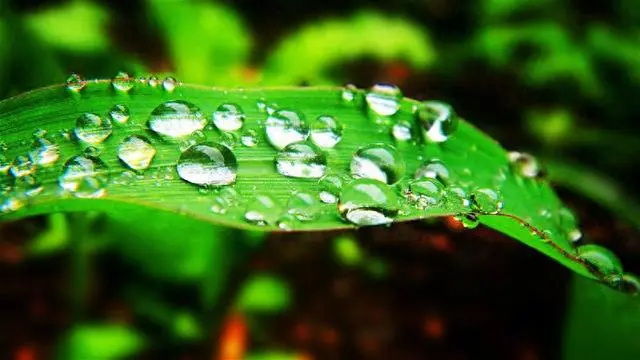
1, 0, 639, 359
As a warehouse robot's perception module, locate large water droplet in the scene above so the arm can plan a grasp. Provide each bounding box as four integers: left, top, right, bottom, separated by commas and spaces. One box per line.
118, 136, 156, 171
310, 115, 343, 148
577, 244, 623, 285
508, 151, 543, 179
58, 156, 109, 198
265, 109, 309, 150
29, 138, 60, 166
65, 73, 86, 92
148, 100, 207, 139
240, 129, 258, 147
287, 191, 320, 221
213, 103, 245, 132
9, 156, 35, 178
108, 104, 131, 125
351, 144, 405, 184
404, 178, 445, 209
338, 179, 400, 226
176, 142, 237, 187
365, 84, 402, 116
112, 72, 134, 93
74, 113, 113, 145
244, 194, 283, 226
276, 141, 327, 179
418, 101, 458, 143
414, 159, 450, 184
319, 174, 346, 204
470, 188, 503, 214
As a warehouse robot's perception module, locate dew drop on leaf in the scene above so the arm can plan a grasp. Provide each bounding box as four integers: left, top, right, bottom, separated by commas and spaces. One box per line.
265, 109, 309, 150
108, 104, 131, 125
287, 191, 320, 221
29, 138, 60, 166
414, 159, 450, 184
9, 156, 35, 178
577, 244, 623, 285
418, 101, 458, 143
276, 141, 327, 179
508, 151, 542, 179
13, 174, 43, 198
244, 194, 283, 226
162, 76, 178, 92
310, 115, 343, 148
365, 84, 402, 116
117, 135, 156, 171
148, 100, 207, 139
74, 113, 113, 145
240, 129, 258, 147
319, 174, 346, 204
338, 178, 400, 226
176, 142, 237, 187
404, 178, 445, 209
459, 213, 480, 229
341, 84, 359, 103
621, 273, 640, 295
351, 143, 405, 185
557, 207, 582, 242
213, 103, 246, 132
470, 188, 503, 214
148, 76, 160, 87
391, 121, 413, 141
58, 155, 109, 198
447, 186, 471, 209
65, 73, 86, 93
112, 72, 134, 93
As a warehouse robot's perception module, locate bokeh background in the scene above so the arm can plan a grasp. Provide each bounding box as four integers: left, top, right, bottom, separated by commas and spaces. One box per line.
1, 0, 639, 359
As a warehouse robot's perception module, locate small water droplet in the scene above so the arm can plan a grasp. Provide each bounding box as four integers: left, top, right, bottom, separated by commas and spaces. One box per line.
459, 213, 480, 229
447, 186, 471, 208
32, 128, 47, 138
148, 100, 207, 139
404, 178, 445, 209
277, 213, 296, 230
351, 144, 405, 184
112, 72, 134, 93
341, 84, 359, 103
245, 194, 283, 226
365, 84, 402, 116
577, 244, 623, 285
29, 138, 59, 166
213, 103, 245, 132
470, 188, 503, 214
13, 174, 43, 197
558, 207, 582, 242
65, 73, 86, 92
240, 129, 258, 147
319, 174, 346, 204
508, 151, 543, 179
310, 115, 343, 148
118, 135, 156, 171
162, 76, 178, 92
418, 101, 458, 143
414, 159, 450, 184
287, 191, 320, 221
74, 113, 113, 144
83, 146, 101, 158
276, 141, 327, 179
218, 132, 237, 149
210, 196, 228, 214
391, 121, 413, 141
58, 155, 109, 198
9, 156, 35, 178
176, 142, 237, 187
265, 109, 309, 150
338, 179, 400, 226
108, 104, 131, 125
148, 76, 160, 87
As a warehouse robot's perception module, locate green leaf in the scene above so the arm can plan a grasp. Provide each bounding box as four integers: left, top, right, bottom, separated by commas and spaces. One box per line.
0, 80, 628, 286
236, 274, 291, 313
245, 351, 304, 360
56, 324, 145, 360
24, 0, 110, 54
262, 11, 435, 85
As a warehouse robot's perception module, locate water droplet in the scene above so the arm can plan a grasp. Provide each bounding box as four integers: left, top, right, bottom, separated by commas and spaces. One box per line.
112, 72, 134, 93
213, 103, 245, 132
414, 159, 450, 184
13, 174, 43, 197
244, 194, 283, 226
118, 135, 156, 171
404, 178, 445, 209
558, 207, 582, 242
1, 195, 25, 213
508, 151, 542, 179
65, 73, 86, 92
108, 104, 131, 125
265, 109, 309, 150
365, 84, 402, 116
83, 146, 101, 158
256, 99, 268, 113
341, 84, 359, 103
0, 154, 10, 174
470, 188, 503, 214
277, 213, 296, 230
240, 129, 258, 147
577, 244, 623, 285
32, 128, 47, 138
287, 192, 320, 221
338, 179, 400, 226
319, 174, 346, 204
218, 132, 237, 149
58, 155, 109, 198
418, 101, 458, 143
162, 76, 178, 92
176, 142, 237, 187
391, 121, 413, 141
28, 138, 59, 166
351, 144, 405, 184
148, 100, 207, 139
621, 273, 640, 295
276, 141, 327, 179
447, 186, 471, 208
148, 76, 160, 87
310, 115, 343, 148
74, 113, 112, 144
9, 156, 35, 178
459, 213, 480, 229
